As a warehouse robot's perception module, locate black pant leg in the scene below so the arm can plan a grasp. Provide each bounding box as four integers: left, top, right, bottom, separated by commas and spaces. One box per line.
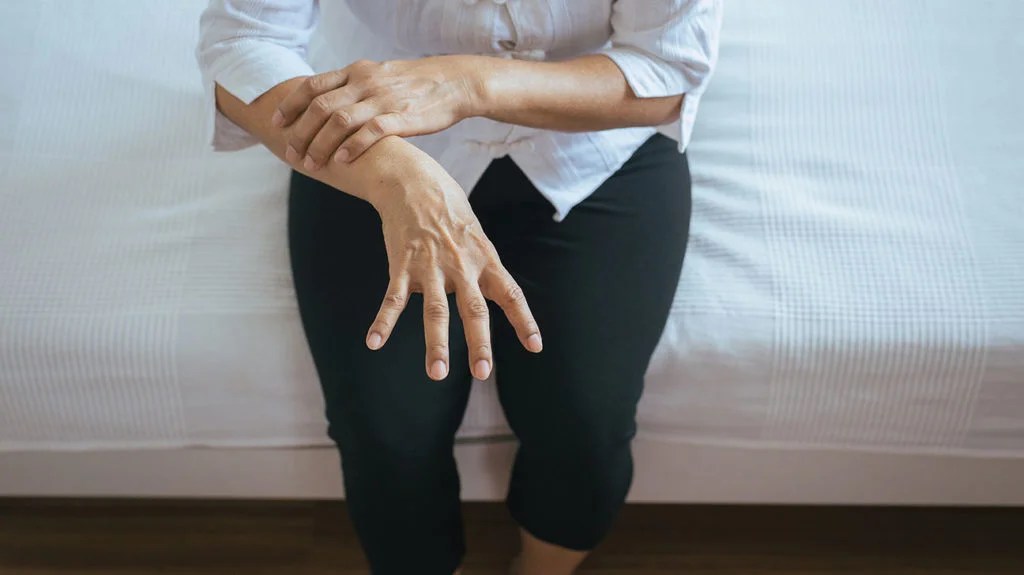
471, 134, 691, 550
288, 171, 472, 575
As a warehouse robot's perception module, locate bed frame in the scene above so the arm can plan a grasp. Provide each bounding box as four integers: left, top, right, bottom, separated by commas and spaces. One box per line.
4, 437, 1023, 505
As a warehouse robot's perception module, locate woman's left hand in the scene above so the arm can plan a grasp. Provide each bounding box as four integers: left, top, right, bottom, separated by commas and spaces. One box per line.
273, 56, 484, 169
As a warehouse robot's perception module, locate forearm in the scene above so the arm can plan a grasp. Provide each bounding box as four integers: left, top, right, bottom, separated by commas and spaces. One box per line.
471, 54, 683, 132
215, 78, 434, 208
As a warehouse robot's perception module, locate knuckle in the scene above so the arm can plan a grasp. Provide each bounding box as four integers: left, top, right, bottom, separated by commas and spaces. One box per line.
464, 298, 489, 319
310, 95, 333, 117
406, 241, 429, 261
503, 283, 526, 305
382, 292, 406, 309
302, 75, 322, 94
387, 113, 405, 130
427, 343, 449, 357
367, 116, 388, 134
424, 301, 449, 320
330, 110, 351, 127
359, 77, 381, 93
287, 138, 307, 156
472, 344, 492, 358
349, 60, 376, 79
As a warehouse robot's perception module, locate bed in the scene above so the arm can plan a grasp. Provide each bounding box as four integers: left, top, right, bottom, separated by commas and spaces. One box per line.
2, 0, 1023, 503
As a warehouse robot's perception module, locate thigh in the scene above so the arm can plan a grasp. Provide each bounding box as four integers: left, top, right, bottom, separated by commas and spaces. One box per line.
287, 171, 472, 452
471, 135, 691, 444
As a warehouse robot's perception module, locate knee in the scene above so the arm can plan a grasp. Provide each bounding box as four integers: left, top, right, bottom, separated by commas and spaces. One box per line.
519, 391, 639, 460
325, 407, 454, 480
518, 390, 641, 492
510, 423, 636, 551
551, 426, 634, 487
524, 405, 638, 493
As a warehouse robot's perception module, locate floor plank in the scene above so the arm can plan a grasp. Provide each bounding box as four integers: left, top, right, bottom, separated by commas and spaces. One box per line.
1, 499, 1022, 574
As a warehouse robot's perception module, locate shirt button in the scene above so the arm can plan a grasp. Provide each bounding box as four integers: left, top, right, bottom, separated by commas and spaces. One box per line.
511, 49, 546, 61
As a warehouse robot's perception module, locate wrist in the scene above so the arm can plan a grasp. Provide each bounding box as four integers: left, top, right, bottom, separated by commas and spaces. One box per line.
356, 139, 454, 213
315, 135, 424, 207
457, 55, 502, 119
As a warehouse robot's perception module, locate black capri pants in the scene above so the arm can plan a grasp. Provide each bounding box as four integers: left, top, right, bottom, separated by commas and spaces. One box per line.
288, 133, 691, 574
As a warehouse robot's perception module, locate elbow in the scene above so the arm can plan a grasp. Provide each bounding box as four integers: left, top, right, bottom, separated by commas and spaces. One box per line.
629, 93, 684, 127
214, 83, 238, 119
655, 94, 684, 125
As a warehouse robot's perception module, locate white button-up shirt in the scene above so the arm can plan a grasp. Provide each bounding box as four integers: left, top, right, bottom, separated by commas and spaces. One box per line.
197, 0, 722, 220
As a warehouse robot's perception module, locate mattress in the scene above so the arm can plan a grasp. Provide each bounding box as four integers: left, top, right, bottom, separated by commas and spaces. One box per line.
1, 0, 1022, 455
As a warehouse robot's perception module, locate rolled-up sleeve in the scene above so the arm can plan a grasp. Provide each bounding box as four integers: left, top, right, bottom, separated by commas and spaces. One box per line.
195, 0, 319, 151
598, 0, 723, 151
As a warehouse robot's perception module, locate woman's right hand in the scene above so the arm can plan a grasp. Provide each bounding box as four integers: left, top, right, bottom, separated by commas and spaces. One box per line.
364, 153, 543, 382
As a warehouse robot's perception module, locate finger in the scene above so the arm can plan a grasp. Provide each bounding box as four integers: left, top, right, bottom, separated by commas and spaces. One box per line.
455, 281, 492, 380
336, 113, 405, 163
422, 275, 450, 381
366, 273, 410, 351
482, 268, 542, 353
274, 71, 348, 128
286, 86, 362, 165
305, 101, 383, 169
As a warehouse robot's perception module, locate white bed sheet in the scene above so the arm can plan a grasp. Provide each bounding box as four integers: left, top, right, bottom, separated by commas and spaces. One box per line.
0, 0, 1022, 455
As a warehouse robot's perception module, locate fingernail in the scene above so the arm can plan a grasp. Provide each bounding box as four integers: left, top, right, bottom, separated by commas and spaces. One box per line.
430, 360, 448, 381
285, 145, 299, 163
367, 332, 383, 350
474, 359, 491, 380
527, 333, 543, 353
271, 110, 284, 127
302, 155, 317, 171
335, 148, 350, 162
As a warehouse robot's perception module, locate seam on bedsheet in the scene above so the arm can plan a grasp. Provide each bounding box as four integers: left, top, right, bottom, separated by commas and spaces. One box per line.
636, 428, 1024, 459
0, 433, 519, 453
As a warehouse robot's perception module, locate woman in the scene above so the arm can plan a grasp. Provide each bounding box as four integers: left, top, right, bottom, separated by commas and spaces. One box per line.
196, 1, 721, 573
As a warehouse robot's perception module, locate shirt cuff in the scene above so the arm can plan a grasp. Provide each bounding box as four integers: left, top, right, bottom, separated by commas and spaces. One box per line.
201, 41, 315, 151
677, 92, 702, 152
599, 46, 705, 152
598, 46, 699, 98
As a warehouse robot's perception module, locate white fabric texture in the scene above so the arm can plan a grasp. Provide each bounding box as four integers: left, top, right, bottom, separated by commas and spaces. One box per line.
196, 0, 722, 221
1, 0, 1022, 455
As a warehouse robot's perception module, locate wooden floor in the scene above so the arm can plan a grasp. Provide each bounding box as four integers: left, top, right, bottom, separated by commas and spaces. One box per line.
1, 499, 1022, 574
